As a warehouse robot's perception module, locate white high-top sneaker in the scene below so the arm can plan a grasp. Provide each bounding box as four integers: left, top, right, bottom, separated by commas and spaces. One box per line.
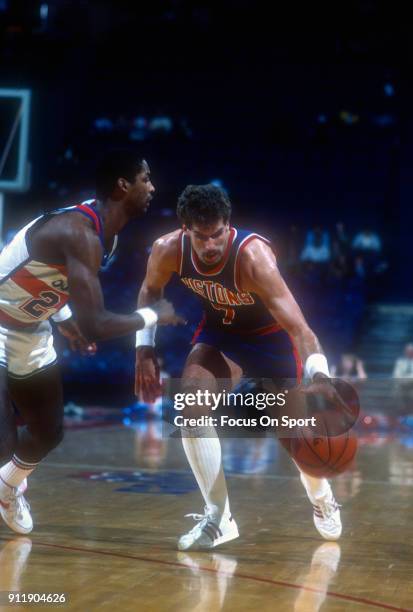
178, 508, 239, 551
0, 484, 33, 535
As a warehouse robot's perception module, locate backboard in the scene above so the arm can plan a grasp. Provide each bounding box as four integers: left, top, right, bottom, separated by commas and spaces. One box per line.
0, 88, 31, 192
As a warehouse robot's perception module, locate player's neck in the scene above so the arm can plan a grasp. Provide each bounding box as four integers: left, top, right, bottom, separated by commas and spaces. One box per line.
95, 199, 129, 238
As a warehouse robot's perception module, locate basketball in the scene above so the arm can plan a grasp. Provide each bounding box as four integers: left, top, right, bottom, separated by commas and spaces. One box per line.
289, 418, 358, 478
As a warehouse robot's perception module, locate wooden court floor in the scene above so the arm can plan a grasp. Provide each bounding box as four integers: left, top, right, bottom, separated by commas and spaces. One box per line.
0, 418, 412, 611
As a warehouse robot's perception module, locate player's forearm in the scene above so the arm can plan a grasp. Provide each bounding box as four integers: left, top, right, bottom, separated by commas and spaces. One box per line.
265, 295, 326, 374
138, 280, 163, 307
289, 325, 324, 365
76, 309, 149, 342
266, 300, 323, 363
135, 283, 162, 350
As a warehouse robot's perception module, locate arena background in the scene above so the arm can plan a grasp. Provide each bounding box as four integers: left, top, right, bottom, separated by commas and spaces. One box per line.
0, 0, 409, 405
2, 4, 413, 610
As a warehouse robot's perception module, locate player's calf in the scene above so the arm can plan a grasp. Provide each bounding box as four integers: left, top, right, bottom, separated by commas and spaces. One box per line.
18, 423, 64, 463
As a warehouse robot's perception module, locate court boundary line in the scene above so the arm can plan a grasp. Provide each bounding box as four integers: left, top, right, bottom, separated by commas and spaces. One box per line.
44, 461, 413, 487
0, 536, 410, 612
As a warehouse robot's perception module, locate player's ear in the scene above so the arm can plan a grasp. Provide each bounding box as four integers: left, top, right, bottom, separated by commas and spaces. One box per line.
117, 177, 129, 193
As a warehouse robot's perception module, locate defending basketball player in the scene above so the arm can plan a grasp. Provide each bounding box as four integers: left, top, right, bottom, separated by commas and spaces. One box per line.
135, 184, 347, 550
0, 150, 183, 535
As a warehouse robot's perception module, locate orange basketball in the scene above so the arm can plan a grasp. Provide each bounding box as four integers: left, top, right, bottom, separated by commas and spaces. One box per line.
289, 420, 358, 478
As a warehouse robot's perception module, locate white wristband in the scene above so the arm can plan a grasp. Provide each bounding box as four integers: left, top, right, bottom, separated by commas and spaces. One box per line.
136, 308, 158, 348
136, 326, 157, 347
304, 353, 330, 380
136, 307, 158, 328
51, 304, 73, 323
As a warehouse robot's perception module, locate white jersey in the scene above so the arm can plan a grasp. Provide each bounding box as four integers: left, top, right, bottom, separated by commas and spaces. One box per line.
0, 200, 104, 328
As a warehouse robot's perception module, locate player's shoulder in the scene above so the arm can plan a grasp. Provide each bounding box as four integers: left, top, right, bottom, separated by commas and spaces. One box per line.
151, 229, 182, 269
238, 230, 274, 264
152, 229, 181, 253
46, 210, 102, 261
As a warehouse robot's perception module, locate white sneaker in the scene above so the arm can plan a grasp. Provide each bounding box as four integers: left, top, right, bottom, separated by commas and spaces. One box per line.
312, 490, 342, 541
0, 486, 33, 535
300, 474, 342, 541
178, 509, 239, 551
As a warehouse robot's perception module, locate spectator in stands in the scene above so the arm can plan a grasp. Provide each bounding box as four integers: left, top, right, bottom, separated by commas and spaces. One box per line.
393, 344, 413, 378
301, 226, 330, 263
129, 116, 148, 142
352, 228, 382, 253
149, 112, 173, 138
331, 353, 367, 380
329, 253, 349, 281
93, 116, 114, 132
331, 221, 349, 259
393, 344, 413, 413
353, 256, 366, 279
352, 227, 386, 283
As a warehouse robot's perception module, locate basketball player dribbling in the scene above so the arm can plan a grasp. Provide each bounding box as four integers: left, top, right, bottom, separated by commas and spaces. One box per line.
0, 151, 183, 535
135, 184, 346, 550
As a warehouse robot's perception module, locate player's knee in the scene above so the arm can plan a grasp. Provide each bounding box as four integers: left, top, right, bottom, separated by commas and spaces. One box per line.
179, 380, 215, 419
180, 379, 200, 396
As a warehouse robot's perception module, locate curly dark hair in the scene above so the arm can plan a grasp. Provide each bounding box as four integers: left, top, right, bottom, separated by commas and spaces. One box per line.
177, 184, 232, 228
96, 150, 145, 200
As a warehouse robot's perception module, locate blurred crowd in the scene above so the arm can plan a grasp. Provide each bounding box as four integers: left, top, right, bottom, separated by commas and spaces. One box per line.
91, 112, 193, 144
285, 223, 387, 289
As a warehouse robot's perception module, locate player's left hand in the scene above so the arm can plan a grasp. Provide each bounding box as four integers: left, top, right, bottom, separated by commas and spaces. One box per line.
57, 319, 97, 356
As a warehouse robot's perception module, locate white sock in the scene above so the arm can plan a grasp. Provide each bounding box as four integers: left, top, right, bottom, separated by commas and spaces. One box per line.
297, 467, 330, 501
181, 426, 230, 518
0, 455, 38, 492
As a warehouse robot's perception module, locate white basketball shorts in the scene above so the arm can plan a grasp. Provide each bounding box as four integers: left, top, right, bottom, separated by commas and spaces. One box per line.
0, 321, 57, 378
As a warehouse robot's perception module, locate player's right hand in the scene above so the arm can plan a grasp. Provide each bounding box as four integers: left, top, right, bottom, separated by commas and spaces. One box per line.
135, 346, 161, 402
300, 375, 360, 434
151, 298, 186, 326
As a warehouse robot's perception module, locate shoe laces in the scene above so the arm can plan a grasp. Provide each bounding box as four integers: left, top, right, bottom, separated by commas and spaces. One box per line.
4, 489, 30, 520
184, 507, 214, 534
314, 495, 341, 520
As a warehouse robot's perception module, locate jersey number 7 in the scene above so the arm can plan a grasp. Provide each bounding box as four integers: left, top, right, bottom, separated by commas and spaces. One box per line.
210, 302, 235, 325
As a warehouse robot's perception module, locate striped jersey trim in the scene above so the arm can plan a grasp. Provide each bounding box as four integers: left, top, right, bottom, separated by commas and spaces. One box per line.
176, 230, 184, 275
12, 267, 68, 302
233, 232, 272, 292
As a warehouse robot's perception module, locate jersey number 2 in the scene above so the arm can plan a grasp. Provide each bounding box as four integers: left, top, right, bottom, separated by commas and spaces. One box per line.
20, 291, 61, 319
